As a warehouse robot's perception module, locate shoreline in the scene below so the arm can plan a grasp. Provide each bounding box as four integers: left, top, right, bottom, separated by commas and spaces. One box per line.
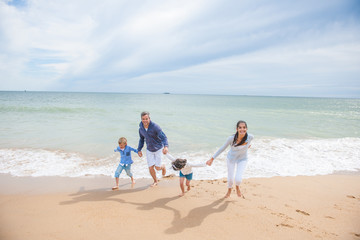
0, 173, 359, 239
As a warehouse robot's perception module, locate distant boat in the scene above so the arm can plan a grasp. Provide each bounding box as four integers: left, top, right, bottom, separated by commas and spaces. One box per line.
163, 92, 170, 94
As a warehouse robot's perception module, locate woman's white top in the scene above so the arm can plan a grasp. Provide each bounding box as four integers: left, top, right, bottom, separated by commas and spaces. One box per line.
213, 134, 254, 162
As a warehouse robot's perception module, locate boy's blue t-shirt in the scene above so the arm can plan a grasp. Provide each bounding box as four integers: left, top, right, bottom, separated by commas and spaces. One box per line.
114, 145, 138, 165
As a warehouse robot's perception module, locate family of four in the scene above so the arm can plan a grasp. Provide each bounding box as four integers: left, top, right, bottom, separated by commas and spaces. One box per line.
112, 111, 253, 198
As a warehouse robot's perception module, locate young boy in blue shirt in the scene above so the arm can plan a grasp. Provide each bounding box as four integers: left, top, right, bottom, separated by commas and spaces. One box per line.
112, 137, 138, 190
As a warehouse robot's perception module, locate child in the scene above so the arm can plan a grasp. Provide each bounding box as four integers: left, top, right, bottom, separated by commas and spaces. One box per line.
112, 137, 138, 190
165, 153, 209, 196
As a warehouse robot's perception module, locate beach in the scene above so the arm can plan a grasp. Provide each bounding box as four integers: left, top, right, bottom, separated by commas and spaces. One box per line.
1, 174, 359, 240
1, 92, 359, 239
1, 0, 360, 237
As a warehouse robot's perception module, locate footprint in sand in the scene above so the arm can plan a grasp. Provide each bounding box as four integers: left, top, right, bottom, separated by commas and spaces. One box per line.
346, 195, 360, 201
248, 183, 260, 187
259, 206, 270, 211
333, 204, 342, 210
271, 212, 293, 220
276, 223, 294, 228
296, 209, 310, 216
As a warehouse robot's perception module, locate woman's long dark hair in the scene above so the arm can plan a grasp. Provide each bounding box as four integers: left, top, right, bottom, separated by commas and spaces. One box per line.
232, 120, 248, 147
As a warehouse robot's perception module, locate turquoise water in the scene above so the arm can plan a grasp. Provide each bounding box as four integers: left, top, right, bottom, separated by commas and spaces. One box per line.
0, 91, 359, 179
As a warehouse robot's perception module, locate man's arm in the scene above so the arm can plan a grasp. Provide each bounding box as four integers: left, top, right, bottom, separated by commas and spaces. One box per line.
137, 130, 145, 151
137, 130, 145, 157
158, 130, 168, 154
158, 130, 168, 147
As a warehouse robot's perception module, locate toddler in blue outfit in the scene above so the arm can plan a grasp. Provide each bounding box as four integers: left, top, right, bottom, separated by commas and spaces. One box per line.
112, 137, 138, 190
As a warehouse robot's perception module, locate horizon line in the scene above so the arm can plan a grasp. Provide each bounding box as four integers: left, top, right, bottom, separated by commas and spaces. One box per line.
0, 90, 359, 99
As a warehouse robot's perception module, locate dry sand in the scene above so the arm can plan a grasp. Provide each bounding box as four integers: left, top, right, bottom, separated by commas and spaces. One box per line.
0, 174, 359, 240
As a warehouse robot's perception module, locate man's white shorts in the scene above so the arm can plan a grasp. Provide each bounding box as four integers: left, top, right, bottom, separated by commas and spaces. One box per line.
146, 148, 163, 167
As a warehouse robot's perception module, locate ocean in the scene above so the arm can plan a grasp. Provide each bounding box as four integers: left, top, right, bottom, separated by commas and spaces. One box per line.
0, 91, 359, 180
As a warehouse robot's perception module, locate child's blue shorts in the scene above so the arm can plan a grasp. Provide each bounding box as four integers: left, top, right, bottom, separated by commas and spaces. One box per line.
179, 171, 193, 180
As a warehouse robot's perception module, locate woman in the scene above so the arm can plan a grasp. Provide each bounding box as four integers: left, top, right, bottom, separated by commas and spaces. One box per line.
207, 120, 254, 198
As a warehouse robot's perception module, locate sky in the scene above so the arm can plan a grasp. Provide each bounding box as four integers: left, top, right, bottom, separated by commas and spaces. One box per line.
0, 0, 359, 97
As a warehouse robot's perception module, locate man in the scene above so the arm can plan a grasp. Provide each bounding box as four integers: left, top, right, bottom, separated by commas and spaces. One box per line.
137, 111, 168, 186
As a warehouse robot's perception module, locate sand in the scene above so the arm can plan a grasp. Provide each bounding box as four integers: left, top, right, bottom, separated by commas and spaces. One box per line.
0, 173, 359, 240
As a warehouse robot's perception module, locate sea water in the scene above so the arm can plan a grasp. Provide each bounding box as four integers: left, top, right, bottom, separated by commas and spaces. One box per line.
0, 91, 359, 179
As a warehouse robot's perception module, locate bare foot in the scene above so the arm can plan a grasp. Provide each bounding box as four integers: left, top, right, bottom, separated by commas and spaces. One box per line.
236, 189, 242, 197
112, 186, 119, 190
187, 186, 191, 191
150, 182, 158, 187
236, 187, 245, 198
179, 192, 185, 197
224, 189, 231, 198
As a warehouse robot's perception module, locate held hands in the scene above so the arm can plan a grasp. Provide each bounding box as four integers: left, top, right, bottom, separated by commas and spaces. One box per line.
206, 158, 214, 166
162, 146, 168, 155
138, 151, 143, 157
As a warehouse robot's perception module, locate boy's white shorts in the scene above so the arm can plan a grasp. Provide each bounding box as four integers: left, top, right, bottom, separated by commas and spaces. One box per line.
146, 148, 163, 167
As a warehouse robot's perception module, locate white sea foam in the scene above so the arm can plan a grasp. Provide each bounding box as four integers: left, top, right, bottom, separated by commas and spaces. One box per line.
246, 137, 360, 178
1, 137, 359, 179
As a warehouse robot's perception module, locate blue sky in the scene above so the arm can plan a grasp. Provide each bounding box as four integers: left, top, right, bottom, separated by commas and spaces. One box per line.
0, 0, 359, 97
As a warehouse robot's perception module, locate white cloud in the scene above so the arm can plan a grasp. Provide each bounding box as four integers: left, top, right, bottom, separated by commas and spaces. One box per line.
0, 0, 359, 97
117, 41, 360, 97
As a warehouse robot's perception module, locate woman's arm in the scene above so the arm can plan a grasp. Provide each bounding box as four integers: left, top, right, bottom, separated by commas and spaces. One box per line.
212, 136, 233, 159
207, 136, 233, 166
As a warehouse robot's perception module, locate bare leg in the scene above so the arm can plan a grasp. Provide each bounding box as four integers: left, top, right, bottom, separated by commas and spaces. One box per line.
225, 188, 232, 198
155, 164, 166, 177
112, 178, 119, 190
161, 164, 166, 176
149, 166, 158, 186
124, 166, 135, 185
236, 185, 243, 198
186, 179, 191, 191
179, 177, 185, 196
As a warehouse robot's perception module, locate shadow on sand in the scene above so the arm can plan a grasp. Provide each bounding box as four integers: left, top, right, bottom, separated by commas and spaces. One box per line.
59, 182, 149, 205
165, 198, 231, 234
59, 183, 231, 234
